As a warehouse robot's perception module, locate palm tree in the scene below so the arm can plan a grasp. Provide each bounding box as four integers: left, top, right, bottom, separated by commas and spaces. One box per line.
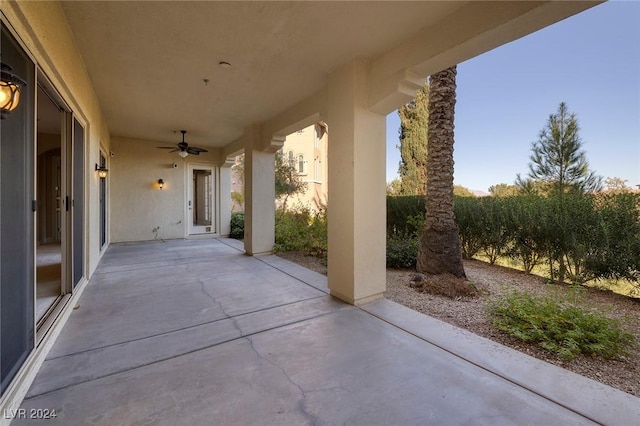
417, 66, 466, 278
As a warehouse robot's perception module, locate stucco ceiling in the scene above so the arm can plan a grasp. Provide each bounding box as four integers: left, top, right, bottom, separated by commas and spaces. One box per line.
60, 1, 597, 149
61, 1, 465, 147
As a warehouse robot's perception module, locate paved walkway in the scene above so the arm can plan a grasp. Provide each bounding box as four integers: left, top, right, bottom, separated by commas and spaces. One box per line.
17, 239, 640, 425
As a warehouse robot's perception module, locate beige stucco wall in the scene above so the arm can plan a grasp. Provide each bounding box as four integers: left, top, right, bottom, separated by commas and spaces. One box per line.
2, 1, 111, 276
110, 137, 222, 242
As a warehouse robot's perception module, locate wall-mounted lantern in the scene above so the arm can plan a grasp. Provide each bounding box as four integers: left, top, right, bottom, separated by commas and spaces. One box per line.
157, 179, 165, 190
95, 164, 109, 178
0, 62, 27, 119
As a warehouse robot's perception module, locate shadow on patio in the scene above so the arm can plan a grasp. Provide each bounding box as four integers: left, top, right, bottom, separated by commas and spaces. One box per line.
17, 239, 639, 425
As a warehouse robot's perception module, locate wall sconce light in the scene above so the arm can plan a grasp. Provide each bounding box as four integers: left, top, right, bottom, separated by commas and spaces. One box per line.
1, 62, 27, 119
95, 164, 109, 178
158, 179, 165, 189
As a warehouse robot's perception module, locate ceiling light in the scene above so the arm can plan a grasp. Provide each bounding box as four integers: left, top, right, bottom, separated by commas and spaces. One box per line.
178, 151, 188, 158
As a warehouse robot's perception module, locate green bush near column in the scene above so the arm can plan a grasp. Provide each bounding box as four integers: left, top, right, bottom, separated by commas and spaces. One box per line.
274, 206, 327, 262
230, 212, 245, 239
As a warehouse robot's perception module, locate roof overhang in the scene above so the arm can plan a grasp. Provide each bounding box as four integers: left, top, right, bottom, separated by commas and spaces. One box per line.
56, 1, 600, 148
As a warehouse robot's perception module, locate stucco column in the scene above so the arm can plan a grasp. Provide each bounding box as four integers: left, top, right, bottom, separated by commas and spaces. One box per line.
327, 58, 387, 305
217, 157, 234, 237
244, 140, 276, 256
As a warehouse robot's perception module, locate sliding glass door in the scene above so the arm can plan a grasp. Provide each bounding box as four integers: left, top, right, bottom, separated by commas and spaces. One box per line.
1, 22, 36, 396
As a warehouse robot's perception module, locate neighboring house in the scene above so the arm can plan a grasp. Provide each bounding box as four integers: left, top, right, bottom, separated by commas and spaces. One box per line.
0, 1, 597, 417
231, 123, 328, 212
281, 123, 329, 211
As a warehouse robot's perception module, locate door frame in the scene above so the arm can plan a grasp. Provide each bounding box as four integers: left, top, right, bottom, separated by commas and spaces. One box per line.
98, 149, 108, 250
34, 77, 69, 331
185, 164, 216, 236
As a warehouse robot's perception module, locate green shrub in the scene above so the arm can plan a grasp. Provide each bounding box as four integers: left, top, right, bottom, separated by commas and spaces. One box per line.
502, 195, 548, 274
586, 193, 640, 283
387, 234, 418, 268
387, 196, 425, 235
274, 206, 327, 262
306, 207, 328, 260
489, 290, 635, 359
274, 208, 311, 252
455, 196, 485, 259
445, 192, 639, 285
230, 212, 245, 239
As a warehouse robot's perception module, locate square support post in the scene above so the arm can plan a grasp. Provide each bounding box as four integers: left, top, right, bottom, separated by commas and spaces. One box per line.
244, 140, 276, 256
327, 59, 387, 305
217, 159, 234, 237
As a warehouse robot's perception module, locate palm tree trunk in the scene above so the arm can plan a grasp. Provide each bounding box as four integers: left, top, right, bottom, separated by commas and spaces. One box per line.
417, 66, 465, 278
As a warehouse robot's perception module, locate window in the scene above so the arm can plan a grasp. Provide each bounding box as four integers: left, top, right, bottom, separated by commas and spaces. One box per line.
288, 151, 295, 168
298, 154, 305, 174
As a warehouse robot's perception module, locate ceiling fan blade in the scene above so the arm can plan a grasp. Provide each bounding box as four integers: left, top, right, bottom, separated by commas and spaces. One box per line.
157, 146, 177, 149
187, 147, 208, 154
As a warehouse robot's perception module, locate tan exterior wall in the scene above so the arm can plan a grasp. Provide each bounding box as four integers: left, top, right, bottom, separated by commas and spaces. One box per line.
110, 137, 222, 242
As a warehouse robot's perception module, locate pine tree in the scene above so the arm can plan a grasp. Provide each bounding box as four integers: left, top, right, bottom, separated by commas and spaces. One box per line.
397, 83, 429, 195
517, 102, 603, 283
518, 102, 602, 194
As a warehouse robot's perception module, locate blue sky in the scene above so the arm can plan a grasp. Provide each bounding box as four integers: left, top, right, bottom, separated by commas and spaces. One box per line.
385, 1, 640, 192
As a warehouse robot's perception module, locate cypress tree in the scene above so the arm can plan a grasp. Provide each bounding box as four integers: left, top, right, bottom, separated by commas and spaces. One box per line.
398, 83, 429, 195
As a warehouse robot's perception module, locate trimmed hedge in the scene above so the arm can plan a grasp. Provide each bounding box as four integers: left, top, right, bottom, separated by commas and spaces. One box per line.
386, 193, 640, 284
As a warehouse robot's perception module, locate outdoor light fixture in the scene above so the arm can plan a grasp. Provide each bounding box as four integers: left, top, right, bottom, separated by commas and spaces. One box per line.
158, 179, 165, 189
0, 62, 27, 119
95, 164, 109, 178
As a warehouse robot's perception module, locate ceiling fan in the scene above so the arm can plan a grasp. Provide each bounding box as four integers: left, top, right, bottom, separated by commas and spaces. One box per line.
157, 130, 208, 158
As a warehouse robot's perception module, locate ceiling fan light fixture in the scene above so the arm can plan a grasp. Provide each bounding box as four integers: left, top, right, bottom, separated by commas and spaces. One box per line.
157, 130, 206, 158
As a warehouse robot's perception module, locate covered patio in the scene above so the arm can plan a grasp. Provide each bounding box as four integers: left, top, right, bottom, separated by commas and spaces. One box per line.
5, 1, 640, 421
16, 240, 639, 425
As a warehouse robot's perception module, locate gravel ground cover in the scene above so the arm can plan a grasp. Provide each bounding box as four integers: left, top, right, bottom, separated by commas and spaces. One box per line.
277, 252, 640, 397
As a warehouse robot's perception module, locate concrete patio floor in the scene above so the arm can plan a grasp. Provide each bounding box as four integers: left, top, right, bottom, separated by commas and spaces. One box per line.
16, 239, 640, 425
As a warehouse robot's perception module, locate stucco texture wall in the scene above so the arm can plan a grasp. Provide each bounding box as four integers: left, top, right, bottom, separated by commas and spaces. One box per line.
110, 137, 186, 242
110, 137, 221, 242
